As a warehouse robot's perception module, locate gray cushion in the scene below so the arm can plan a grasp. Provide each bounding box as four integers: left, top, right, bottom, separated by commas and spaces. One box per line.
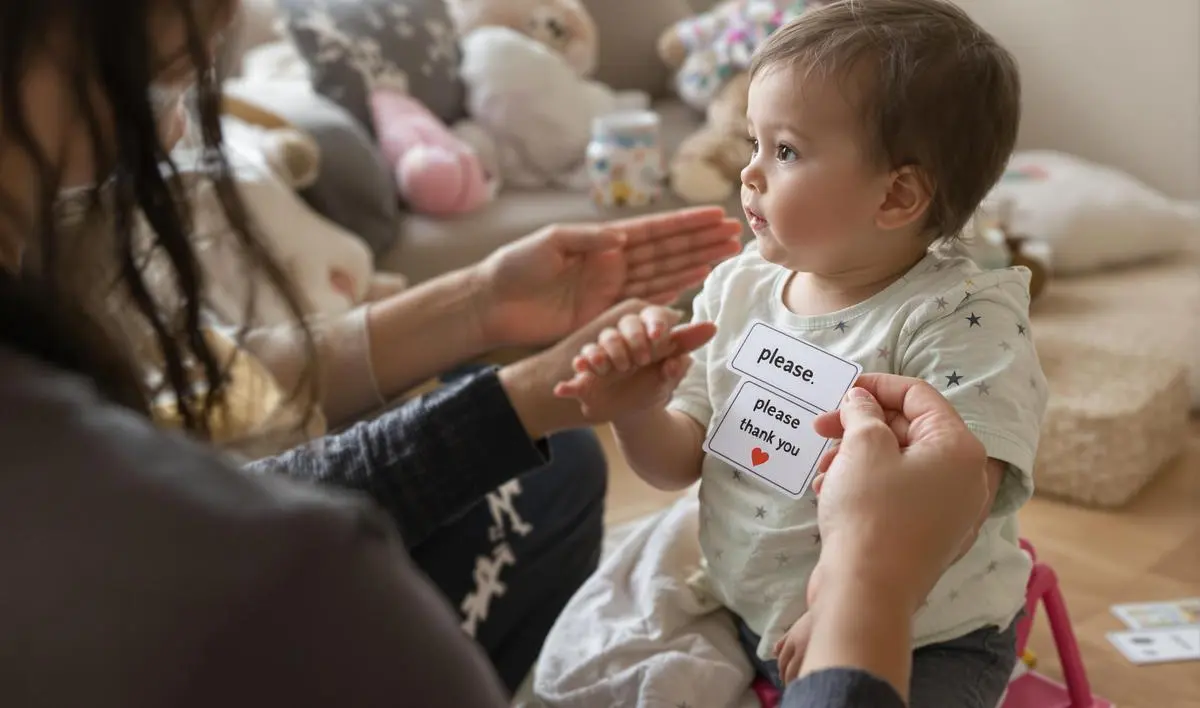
275, 0, 465, 134
582, 0, 694, 98
224, 81, 402, 257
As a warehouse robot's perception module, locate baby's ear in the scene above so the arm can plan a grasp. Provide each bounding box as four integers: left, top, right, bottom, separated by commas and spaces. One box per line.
876, 165, 933, 232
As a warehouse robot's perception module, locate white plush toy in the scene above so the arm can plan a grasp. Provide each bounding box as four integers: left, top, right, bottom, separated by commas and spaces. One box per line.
167, 98, 405, 329
452, 25, 649, 191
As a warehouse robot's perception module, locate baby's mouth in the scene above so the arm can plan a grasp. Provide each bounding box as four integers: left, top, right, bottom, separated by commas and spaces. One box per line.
744, 205, 768, 230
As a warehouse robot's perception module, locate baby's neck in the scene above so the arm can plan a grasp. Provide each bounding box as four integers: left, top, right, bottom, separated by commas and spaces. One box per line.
782, 254, 925, 317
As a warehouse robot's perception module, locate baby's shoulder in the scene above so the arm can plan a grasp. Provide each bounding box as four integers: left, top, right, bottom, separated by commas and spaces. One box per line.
897, 254, 1034, 329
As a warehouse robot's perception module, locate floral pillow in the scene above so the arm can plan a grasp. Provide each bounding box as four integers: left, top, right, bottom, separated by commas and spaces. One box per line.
276, 0, 465, 135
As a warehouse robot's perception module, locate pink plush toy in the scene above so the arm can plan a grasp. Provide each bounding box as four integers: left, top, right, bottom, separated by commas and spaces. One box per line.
369, 88, 495, 217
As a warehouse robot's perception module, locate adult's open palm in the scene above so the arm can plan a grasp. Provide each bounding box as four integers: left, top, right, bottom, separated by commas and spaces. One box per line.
478, 206, 742, 347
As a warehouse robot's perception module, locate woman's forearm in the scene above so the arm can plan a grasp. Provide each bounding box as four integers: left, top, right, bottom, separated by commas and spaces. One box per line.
800, 569, 914, 703
364, 267, 491, 399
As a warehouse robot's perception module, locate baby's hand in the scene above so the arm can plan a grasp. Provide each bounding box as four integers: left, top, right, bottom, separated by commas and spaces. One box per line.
774, 612, 814, 686
553, 306, 714, 423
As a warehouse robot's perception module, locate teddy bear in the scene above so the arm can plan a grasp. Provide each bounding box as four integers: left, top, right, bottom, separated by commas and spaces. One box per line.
444, 0, 650, 191
165, 94, 407, 330
658, 0, 812, 203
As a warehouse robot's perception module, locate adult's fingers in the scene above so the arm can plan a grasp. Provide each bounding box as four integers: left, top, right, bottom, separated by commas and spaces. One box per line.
622, 267, 711, 303
625, 235, 742, 280
849, 374, 969, 434
611, 206, 729, 244
665, 321, 717, 357
549, 225, 626, 253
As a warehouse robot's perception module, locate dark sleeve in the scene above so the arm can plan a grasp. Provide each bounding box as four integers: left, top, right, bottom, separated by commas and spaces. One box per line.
782, 668, 907, 708
181, 518, 511, 708
246, 368, 551, 548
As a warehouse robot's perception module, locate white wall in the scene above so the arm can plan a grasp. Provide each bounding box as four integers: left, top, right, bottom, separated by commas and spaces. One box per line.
956, 0, 1200, 200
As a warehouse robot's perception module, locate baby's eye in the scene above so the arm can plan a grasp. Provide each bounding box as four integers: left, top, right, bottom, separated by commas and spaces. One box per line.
776, 144, 798, 163
747, 137, 759, 155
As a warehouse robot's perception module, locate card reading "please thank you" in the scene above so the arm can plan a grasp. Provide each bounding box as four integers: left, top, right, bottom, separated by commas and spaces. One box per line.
703, 321, 862, 497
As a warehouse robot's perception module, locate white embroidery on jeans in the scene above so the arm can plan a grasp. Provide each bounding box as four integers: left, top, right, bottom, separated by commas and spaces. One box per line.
486, 479, 533, 542
460, 542, 516, 637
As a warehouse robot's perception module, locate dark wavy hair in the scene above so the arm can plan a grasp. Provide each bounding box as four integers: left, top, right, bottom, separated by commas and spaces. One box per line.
0, 0, 315, 435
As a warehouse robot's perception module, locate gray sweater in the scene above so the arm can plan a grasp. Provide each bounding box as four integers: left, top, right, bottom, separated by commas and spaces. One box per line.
0, 347, 902, 708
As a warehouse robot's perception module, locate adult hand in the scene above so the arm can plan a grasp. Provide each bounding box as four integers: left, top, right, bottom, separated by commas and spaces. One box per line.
471, 207, 741, 349
808, 375, 988, 614
498, 299, 714, 440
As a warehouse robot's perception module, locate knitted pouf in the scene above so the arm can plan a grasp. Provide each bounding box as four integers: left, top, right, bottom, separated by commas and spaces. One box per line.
1033, 339, 1191, 507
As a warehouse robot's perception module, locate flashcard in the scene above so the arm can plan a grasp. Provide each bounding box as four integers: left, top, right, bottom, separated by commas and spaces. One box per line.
703, 378, 833, 497
1107, 626, 1200, 665
727, 320, 863, 413
1111, 598, 1200, 630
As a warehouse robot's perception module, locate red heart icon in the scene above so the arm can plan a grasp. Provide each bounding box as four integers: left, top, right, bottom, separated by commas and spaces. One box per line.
751, 447, 769, 466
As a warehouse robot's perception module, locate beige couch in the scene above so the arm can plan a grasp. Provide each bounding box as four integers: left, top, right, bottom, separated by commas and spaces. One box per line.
229, 0, 741, 287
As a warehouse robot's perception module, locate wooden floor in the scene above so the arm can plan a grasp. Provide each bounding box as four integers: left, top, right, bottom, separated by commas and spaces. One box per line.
599, 418, 1200, 708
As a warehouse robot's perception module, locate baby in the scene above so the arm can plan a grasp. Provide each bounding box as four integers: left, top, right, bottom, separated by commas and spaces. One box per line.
555, 0, 1048, 706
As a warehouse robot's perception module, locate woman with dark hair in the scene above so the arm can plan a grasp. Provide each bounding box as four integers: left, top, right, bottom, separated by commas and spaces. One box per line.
0, 0, 740, 698
0, 1, 999, 706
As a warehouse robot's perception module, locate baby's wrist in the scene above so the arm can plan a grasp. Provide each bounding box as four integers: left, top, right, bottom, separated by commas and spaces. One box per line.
611, 405, 670, 431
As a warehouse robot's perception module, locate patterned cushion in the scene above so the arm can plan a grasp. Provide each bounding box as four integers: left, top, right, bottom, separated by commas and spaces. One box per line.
276, 0, 465, 134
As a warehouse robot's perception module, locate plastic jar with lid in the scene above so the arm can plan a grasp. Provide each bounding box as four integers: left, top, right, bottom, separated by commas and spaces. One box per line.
585, 110, 665, 208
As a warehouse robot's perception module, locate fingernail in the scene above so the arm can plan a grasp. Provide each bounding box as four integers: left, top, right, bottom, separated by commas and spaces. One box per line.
846, 387, 871, 401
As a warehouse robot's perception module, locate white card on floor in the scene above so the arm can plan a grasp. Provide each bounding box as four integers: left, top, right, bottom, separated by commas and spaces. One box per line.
727, 320, 862, 413
703, 378, 832, 497
1111, 598, 1200, 630
1107, 626, 1200, 664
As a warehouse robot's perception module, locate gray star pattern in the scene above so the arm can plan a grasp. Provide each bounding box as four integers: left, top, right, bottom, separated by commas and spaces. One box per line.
975, 381, 991, 396
986, 561, 999, 573
812, 530, 821, 545
1017, 323, 1027, 337
966, 312, 982, 327
999, 341, 1013, 352
935, 296, 949, 310
755, 506, 766, 519
732, 469, 743, 482
877, 346, 891, 359
834, 321, 848, 333
945, 371, 963, 387
776, 552, 790, 567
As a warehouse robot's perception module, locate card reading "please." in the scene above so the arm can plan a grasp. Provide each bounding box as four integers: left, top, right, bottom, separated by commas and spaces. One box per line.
704, 321, 863, 497
727, 320, 862, 413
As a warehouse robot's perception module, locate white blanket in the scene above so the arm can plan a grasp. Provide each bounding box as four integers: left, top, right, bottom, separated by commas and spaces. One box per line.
513, 496, 763, 708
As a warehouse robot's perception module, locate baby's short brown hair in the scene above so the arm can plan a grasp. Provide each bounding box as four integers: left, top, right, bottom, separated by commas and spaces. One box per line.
751, 0, 1021, 239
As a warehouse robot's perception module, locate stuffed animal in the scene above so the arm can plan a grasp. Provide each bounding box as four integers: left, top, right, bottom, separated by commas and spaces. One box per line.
444, 0, 650, 191
168, 95, 407, 329
370, 87, 497, 217
658, 0, 812, 203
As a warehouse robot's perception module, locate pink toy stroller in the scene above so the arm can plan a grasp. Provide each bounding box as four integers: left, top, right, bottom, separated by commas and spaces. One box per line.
1000, 539, 1113, 708
751, 539, 1112, 708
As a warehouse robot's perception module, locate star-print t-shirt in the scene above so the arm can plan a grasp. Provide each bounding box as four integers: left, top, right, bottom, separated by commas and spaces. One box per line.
668, 242, 1048, 660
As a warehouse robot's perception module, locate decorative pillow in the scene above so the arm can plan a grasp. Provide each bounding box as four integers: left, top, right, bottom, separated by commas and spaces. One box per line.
980, 150, 1199, 275
275, 0, 465, 134
223, 79, 402, 258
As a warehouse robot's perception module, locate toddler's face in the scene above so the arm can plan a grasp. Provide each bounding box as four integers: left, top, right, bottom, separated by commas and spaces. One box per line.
740, 65, 893, 273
